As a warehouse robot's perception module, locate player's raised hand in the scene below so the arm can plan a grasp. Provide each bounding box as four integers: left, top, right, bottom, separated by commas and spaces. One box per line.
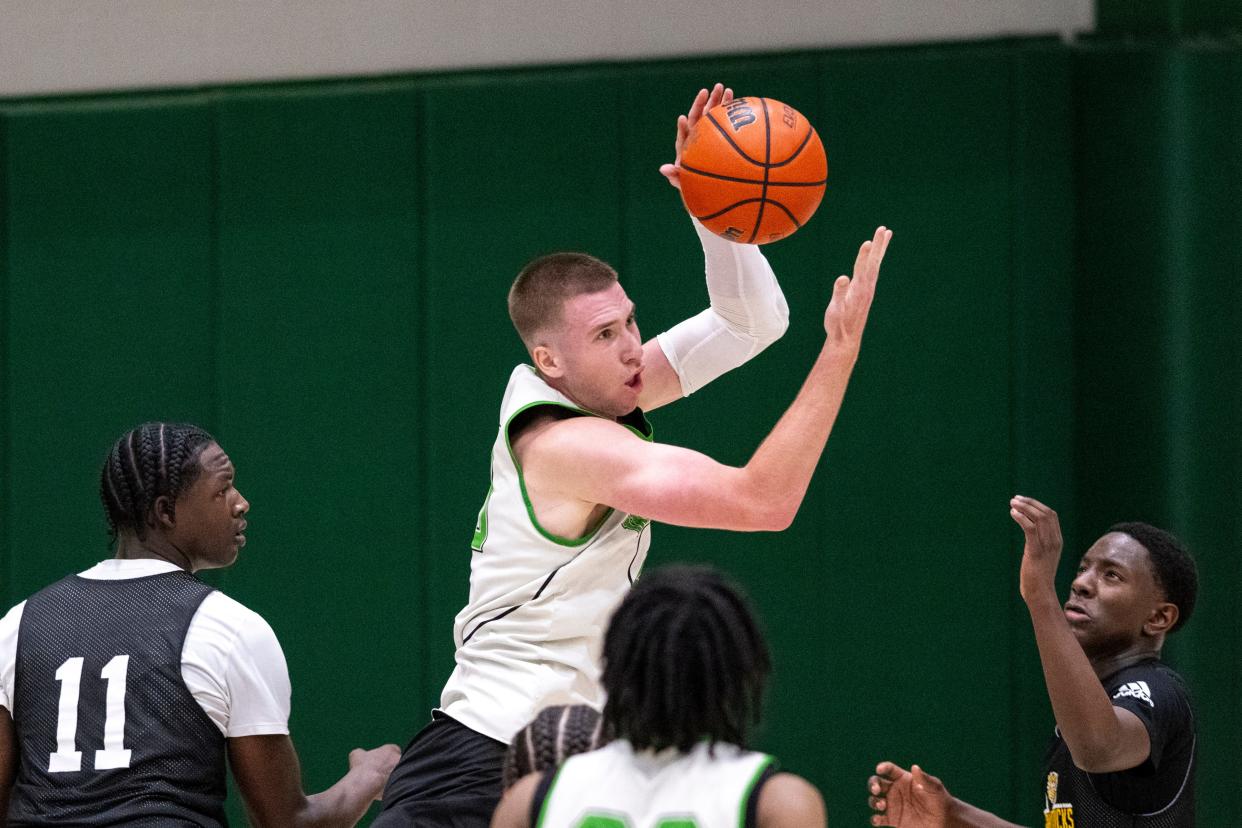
1010, 495, 1064, 598
824, 226, 892, 350
660, 83, 734, 190
868, 761, 951, 828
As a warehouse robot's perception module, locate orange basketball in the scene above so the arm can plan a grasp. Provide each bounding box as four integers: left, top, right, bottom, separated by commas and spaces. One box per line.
679, 96, 827, 245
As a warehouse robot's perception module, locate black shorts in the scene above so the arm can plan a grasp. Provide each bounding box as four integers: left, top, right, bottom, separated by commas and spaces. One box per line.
372, 711, 508, 828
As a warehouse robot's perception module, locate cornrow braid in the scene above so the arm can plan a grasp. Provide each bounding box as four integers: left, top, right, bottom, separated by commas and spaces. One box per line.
601, 565, 771, 754
100, 423, 215, 544
502, 704, 606, 789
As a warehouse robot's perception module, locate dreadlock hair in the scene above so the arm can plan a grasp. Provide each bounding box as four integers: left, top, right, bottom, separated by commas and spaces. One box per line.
100, 423, 215, 544
601, 565, 771, 754
508, 253, 619, 350
502, 704, 605, 789
1109, 521, 1199, 633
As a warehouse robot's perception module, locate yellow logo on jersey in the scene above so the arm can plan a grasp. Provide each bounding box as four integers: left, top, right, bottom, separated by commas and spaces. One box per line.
622, 514, 650, 532
1044, 771, 1074, 827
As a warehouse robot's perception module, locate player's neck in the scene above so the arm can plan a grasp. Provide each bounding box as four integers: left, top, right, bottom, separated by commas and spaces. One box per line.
114, 532, 195, 572
1087, 643, 1162, 682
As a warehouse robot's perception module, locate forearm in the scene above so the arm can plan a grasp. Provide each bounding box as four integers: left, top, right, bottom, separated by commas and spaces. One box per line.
657, 220, 788, 396
1024, 586, 1124, 765
296, 771, 383, 828
740, 340, 858, 526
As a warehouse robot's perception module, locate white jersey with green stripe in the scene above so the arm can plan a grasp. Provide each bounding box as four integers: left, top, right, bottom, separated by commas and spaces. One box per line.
537, 740, 774, 828
439, 365, 654, 743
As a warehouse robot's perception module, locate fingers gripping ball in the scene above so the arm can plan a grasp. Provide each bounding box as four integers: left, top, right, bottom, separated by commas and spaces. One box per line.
680, 96, 827, 245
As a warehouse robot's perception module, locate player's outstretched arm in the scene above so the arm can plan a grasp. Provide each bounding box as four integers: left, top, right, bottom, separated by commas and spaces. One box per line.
867, 761, 1025, 828
757, 772, 826, 828
1010, 496, 1154, 773
637, 82, 790, 412
229, 735, 399, 828
526, 227, 890, 532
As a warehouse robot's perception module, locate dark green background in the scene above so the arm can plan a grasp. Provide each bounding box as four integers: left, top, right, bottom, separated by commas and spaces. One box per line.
0, 35, 1237, 825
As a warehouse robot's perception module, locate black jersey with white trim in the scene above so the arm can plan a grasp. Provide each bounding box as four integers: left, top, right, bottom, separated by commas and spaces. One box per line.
1041, 659, 1194, 828
8, 571, 227, 826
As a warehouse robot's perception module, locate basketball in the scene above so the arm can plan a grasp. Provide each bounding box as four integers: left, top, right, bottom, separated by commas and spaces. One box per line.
679, 96, 827, 245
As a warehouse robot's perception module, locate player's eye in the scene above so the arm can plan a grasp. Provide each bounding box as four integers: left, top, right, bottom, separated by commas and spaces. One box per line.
598, 328, 613, 340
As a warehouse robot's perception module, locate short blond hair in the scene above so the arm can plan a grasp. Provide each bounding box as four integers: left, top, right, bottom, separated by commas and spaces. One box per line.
508, 253, 618, 348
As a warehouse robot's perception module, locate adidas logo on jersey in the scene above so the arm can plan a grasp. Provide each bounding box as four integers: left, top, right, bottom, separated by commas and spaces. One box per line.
1112, 681, 1153, 707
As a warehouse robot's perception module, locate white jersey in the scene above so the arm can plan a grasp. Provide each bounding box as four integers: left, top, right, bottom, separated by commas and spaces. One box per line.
538, 740, 775, 828
440, 365, 654, 743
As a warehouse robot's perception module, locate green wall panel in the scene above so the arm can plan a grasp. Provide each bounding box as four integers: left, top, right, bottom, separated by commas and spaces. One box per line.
1, 99, 216, 603
418, 69, 627, 712
0, 33, 1234, 827
1074, 41, 1242, 824
212, 84, 423, 823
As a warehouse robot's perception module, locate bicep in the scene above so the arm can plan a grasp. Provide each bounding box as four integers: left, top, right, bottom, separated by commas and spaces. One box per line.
0, 707, 14, 822
530, 419, 763, 530
1103, 706, 1153, 772
228, 734, 309, 827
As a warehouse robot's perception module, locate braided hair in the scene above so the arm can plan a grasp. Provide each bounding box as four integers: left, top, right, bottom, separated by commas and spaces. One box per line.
100, 423, 215, 544
601, 565, 771, 754
502, 704, 605, 789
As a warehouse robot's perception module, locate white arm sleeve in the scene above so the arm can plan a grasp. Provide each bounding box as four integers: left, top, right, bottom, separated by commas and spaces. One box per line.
655, 219, 789, 396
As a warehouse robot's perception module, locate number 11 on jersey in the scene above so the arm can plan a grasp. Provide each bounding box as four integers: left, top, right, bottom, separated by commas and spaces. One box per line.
49, 654, 133, 772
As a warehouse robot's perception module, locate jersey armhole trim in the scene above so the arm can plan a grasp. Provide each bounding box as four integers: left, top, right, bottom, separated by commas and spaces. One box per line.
532, 766, 561, 827
741, 756, 778, 828
505, 401, 615, 548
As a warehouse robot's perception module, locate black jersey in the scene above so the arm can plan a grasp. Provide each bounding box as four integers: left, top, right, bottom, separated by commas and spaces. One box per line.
1042, 659, 1195, 828
8, 570, 228, 826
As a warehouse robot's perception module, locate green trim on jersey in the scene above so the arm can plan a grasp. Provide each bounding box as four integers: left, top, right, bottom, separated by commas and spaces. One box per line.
503, 399, 654, 548
536, 765, 566, 828
738, 755, 776, 828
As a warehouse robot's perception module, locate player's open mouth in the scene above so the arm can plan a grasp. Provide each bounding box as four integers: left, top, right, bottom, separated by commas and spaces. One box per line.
1064, 603, 1089, 622
625, 371, 643, 390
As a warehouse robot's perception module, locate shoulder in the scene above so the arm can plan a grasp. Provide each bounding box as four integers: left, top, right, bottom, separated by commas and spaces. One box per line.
193, 591, 284, 659
1107, 661, 1192, 711
756, 772, 826, 828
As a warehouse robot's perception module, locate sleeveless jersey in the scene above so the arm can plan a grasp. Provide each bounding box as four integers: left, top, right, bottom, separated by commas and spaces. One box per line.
1041, 660, 1195, 828
535, 740, 774, 828
440, 365, 654, 743
8, 570, 228, 826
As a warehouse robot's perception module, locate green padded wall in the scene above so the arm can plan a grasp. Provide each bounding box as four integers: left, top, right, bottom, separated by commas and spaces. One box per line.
0, 33, 1235, 826
1074, 40, 1242, 826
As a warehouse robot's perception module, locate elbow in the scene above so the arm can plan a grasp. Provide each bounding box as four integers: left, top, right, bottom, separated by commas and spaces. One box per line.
744, 498, 798, 532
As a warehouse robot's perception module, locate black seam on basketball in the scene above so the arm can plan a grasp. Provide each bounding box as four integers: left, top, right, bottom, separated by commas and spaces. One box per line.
681, 164, 826, 187
695, 197, 804, 229
766, 198, 803, 228
749, 99, 772, 244
706, 111, 766, 167
694, 197, 769, 222
768, 126, 815, 168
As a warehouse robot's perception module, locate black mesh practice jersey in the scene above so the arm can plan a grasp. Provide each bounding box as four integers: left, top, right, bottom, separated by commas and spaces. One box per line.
8, 570, 228, 826
1041, 659, 1195, 828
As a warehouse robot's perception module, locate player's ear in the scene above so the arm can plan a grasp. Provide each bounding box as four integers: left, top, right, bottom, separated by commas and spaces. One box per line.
152, 495, 177, 530
532, 343, 564, 378
1144, 601, 1178, 637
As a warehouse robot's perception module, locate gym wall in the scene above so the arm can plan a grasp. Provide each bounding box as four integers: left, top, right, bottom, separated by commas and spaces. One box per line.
0, 35, 1237, 825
